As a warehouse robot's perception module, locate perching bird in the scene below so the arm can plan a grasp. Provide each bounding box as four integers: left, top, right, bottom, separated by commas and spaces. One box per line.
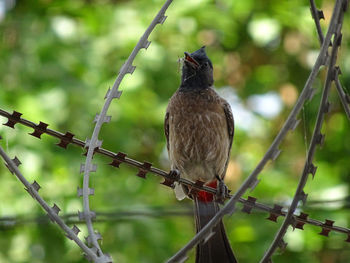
164, 47, 237, 263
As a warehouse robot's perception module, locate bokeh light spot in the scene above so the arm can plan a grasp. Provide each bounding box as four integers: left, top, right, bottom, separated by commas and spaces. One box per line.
279, 83, 299, 106
248, 18, 281, 47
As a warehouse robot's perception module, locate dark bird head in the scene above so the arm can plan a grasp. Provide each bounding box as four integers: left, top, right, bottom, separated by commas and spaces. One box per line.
180, 46, 214, 91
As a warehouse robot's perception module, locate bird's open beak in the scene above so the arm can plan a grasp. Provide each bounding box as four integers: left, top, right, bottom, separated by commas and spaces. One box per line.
184, 52, 199, 68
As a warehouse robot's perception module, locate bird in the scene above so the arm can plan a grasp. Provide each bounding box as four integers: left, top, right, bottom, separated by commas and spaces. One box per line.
164, 46, 237, 263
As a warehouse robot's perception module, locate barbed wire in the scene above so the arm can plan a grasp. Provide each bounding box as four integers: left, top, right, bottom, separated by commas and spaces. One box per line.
1, 108, 350, 254
310, 0, 350, 120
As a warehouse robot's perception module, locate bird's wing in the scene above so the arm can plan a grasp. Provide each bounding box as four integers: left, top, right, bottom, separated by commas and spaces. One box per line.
164, 111, 170, 151
223, 101, 234, 149
222, 101, 234, 179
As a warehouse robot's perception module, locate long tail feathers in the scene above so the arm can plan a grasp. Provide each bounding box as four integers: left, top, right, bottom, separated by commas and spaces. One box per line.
194, 197, 237, 263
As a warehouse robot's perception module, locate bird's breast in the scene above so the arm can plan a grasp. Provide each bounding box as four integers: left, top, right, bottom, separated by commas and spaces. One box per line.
167, 89, 229, 181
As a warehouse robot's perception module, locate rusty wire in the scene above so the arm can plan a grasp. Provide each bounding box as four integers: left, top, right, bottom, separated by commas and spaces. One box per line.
1, 108, 350, 251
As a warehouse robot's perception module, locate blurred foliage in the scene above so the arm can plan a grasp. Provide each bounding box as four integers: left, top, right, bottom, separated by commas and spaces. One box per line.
0, 0, 350, 262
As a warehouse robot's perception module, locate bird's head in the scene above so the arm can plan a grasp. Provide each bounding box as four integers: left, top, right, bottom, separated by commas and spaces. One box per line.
180, 46, 214, 91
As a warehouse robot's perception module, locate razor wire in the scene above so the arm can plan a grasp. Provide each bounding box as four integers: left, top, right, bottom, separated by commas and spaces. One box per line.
310, 0, 350, 120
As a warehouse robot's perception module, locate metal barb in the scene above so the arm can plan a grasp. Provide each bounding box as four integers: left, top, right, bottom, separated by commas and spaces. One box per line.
109, 154, 126, 168
57, 132, 75, 149
2, 111, 22, 128
29, 121, 49, 138
310, 0, 350, 120
5, 156, 21, 173
136, 161, 152, 179
266, 204, 283, 223
241, 196, 257, 214
293, 212, 308, 230
319, 219, 335, 237
66, 225, 81, 240
78, 187, 95, 197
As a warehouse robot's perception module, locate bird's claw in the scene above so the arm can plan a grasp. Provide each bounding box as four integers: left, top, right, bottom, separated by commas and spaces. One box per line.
215, 176, 228, 204
168, 169, 180, 180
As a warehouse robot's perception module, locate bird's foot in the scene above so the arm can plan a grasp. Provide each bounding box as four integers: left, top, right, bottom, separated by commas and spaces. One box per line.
169, 169, 187, 200
215, 176, 229, 204
168, 169, 180, 180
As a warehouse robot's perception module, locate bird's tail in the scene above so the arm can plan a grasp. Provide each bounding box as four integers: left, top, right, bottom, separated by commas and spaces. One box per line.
194, 189, 237, 263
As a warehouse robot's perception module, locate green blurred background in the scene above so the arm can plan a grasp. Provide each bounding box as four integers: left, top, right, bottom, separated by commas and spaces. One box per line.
0, 0, 350, 262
